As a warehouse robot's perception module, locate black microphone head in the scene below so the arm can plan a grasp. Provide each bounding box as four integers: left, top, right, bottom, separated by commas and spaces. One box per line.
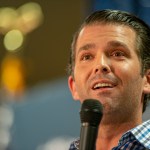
80, 99, 103, 126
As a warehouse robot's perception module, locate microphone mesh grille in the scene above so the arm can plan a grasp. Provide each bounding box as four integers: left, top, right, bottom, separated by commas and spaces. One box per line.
80, 99, 103, 126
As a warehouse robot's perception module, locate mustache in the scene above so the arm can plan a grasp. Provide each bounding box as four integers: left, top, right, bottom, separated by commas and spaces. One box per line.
89, 73, 119, 85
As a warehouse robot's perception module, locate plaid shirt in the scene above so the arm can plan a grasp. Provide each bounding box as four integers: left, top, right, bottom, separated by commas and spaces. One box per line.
69, 120, 150, 150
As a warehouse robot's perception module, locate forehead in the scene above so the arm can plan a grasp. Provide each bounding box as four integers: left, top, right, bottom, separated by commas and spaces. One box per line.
76, 23, 136, 46
76, 23, 137, 51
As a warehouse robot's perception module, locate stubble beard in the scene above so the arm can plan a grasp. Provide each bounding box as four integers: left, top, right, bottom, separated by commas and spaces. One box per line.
100, 97, 139, 125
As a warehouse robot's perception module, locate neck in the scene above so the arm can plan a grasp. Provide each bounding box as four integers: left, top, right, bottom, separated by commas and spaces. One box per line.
96, 118, 142, 150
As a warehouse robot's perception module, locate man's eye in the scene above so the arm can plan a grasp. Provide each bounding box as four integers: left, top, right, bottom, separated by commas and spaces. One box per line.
111, 51, 125, 57
81, 54, 93, 61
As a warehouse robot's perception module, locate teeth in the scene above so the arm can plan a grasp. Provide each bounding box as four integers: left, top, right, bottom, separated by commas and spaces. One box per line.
94, 83, 112, 89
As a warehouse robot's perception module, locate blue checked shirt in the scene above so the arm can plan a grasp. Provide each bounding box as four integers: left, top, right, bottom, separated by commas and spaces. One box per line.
69, 120, 150, 150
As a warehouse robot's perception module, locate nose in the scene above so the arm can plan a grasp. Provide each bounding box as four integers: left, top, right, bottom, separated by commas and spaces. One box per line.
95, 55, 111, 74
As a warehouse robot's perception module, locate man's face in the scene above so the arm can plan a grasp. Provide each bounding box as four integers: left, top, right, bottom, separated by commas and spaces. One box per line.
68, 24, 150, 122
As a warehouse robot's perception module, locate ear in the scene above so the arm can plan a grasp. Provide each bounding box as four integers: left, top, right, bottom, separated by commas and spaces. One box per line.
143, 69, 150, 94
68, 76, 80, 100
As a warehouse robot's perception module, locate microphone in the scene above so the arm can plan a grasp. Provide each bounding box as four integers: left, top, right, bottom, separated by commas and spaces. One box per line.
79, 99, 103, 150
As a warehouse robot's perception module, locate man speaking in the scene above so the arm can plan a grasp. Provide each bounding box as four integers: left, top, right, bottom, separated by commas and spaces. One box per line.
67, 9, 150, 150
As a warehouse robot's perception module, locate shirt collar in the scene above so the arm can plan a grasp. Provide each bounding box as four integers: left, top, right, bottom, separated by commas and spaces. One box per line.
119, 120, 150, 149
130, 119, 150, 149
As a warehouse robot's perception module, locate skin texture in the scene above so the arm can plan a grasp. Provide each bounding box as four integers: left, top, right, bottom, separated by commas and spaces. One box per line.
68, 24, 150, 149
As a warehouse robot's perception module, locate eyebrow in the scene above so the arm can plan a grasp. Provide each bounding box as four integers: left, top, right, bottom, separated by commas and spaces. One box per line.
78, 43, 96, 52
77, 40, 131, 54
107, 41, 130, 50
107, 41, 132, 55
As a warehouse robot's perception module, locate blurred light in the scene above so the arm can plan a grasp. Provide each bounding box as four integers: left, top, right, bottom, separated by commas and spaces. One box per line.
37, 137, 75, 150
1, 56, 25, 97
0, 2, 44, 35
0, 107, 13, 128
0, 2, 44, 53
4, 29, 24, 51
17, 2, 44, 33
0, 130, 10, 150
0, 2, 44, 52
0, 7, 18, 33
0, 106, 13, 150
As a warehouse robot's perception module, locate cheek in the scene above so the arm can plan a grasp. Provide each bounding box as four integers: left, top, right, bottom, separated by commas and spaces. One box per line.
74, 64, 92, 80
74, 65, 91, 92
116, 63, 143, 95
114, 61, 141, 79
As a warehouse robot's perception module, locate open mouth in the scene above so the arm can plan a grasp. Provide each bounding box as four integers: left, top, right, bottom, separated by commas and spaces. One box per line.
92, 83, 114, 90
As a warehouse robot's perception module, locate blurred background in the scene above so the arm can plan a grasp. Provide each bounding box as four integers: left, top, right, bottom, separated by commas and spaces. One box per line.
0, 0, 150, 150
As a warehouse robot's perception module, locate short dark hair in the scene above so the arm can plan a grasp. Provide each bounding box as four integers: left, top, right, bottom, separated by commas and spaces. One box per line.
67, 9, 150, 112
